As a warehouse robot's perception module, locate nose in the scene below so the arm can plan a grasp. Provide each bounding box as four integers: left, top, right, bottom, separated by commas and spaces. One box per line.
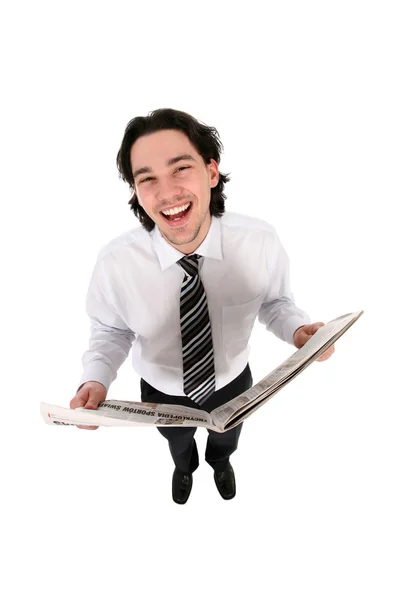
156, 176, 182, 203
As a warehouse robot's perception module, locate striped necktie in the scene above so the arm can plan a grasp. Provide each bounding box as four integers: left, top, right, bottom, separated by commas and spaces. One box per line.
177, 254, 216, 405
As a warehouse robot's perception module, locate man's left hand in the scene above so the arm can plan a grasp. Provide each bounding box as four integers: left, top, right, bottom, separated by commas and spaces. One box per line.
293, 322, 335, 362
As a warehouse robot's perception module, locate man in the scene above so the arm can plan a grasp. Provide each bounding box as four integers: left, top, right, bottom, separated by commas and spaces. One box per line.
70, 108, 334, 504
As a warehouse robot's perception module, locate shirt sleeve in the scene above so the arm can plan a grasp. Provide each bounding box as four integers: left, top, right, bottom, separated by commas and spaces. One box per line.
77, 254, 136, 393
258, 227, 311, 345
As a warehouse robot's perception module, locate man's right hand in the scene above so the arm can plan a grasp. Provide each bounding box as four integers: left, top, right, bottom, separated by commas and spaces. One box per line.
69, 381, 107, 430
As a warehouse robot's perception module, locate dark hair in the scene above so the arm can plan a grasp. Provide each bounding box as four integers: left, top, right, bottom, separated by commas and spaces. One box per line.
116, 108, 230, 231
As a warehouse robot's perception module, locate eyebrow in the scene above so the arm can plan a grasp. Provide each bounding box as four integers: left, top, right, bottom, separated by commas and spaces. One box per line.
132, 154, 196, 181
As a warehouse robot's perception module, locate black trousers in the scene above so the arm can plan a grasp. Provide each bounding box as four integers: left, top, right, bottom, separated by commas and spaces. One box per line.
140, 363, 253, 474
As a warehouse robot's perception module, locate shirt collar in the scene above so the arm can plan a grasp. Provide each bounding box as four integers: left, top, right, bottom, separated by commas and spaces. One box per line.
150, 215, 223, 272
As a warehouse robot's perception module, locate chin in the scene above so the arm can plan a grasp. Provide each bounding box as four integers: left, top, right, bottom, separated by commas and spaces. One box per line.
166, 230, 196, 244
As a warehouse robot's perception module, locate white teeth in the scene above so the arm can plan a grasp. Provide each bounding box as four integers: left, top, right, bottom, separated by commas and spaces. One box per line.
162, 202, 190, 216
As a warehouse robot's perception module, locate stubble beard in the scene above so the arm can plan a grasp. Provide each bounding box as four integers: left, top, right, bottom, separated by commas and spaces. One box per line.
163, 219, 202, 247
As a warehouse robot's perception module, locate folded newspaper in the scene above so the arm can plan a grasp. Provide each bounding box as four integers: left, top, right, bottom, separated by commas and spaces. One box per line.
41, 310, 363, 433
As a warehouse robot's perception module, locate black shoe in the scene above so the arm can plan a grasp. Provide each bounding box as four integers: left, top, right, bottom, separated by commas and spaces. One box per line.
214, 462, 236, 500
172, 468, 193, 504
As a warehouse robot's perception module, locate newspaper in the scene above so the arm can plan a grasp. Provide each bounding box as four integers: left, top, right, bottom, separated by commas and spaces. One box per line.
41, 309, 363, 433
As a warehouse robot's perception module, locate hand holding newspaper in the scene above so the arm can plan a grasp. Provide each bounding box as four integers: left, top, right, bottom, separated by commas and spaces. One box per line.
41, 310, 363, 433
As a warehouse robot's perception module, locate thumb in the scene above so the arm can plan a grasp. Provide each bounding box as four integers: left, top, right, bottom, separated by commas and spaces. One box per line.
70, 395, 87, 410
85, 397, 102, 410
84, 389, 106, 410
304, 322, 325, 335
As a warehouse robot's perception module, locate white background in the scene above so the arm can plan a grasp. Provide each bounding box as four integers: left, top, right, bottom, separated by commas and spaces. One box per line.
1, 1, 399, 598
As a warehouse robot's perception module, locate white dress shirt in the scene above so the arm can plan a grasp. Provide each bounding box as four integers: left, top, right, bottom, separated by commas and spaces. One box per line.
78, 211, 311, 395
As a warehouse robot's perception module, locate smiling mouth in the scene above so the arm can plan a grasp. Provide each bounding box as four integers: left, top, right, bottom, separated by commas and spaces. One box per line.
159, 201, 193, 225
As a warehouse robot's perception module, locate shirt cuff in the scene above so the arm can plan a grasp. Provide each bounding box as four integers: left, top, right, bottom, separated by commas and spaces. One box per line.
76, 364, 115, 394
282, 316, 311, 346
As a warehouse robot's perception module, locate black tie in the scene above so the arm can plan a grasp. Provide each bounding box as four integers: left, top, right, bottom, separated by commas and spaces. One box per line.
177, 254, 216, 405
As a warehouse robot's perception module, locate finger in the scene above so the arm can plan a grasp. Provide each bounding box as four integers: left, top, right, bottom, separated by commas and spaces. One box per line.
77, 425, 99, 430
316, 346, 335, 361
70, 397, 86, 409
311, 322, 325, 333
85, 401, 100, 410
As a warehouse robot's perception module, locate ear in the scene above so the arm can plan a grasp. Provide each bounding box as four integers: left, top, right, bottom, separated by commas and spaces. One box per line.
208, 158, 220, 189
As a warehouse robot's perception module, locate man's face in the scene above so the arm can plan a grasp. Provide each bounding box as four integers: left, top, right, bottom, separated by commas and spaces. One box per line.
130, 129, 219, 253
